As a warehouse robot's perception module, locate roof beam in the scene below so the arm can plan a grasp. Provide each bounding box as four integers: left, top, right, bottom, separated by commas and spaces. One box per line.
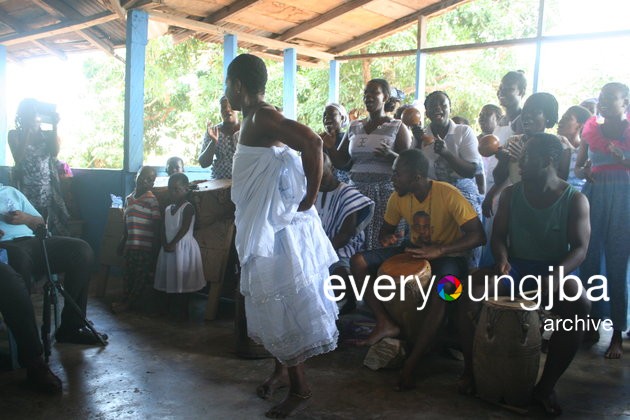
0, 12, 118, 47
0, 4, 67, 60
275, 0, 374, 42
204, 0, 261, 24
328, 0, 468, 54
76, 30, 125, 63
148, 10, 334, 61
31, 0, 122, 61
107, 0, 128, 21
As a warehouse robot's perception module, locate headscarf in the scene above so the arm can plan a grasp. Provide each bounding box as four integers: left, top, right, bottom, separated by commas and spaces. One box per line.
324, 102, 349, 129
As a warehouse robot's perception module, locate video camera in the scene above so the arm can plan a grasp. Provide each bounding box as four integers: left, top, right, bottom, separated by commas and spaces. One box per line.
35, 101, 57, 126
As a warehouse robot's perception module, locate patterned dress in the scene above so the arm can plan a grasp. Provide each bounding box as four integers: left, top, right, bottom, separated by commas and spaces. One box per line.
12, 130, 69, 236
200, 125, 238, 179
579, 117, 630, 331
348, 119, 403, 250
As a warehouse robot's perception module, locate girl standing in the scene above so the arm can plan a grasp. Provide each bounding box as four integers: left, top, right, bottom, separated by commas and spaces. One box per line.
154, 173, 205, 304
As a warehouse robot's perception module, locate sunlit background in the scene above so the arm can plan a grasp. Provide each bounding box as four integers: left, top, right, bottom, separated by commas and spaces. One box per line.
4, 0, 630, 169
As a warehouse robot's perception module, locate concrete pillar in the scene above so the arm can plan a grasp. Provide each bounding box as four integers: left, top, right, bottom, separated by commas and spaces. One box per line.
0, 46, 7, 165
223, 34, 237, 89
328, 60, 339, 104
283, 48, 297, 120
123, 9, 148, 173
414, 16, 428, 102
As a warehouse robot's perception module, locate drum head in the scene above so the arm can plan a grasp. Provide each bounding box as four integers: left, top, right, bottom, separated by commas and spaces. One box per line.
377, 253, 430, 278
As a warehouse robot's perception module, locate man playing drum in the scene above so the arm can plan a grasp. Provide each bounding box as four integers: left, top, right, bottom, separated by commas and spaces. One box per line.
350, 148, 486, 391
474, 133, 591, 415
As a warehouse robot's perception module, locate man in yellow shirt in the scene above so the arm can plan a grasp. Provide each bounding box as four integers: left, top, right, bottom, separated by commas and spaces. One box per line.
350, 148, 485, 391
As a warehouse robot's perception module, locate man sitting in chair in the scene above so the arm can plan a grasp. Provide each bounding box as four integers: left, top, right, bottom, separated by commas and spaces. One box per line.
350, 148, 486, 391
0, 185, 108, 392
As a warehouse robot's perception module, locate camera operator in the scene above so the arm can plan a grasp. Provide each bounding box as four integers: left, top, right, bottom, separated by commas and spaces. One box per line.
0, 184, 108, 392
8, 98, 70, 235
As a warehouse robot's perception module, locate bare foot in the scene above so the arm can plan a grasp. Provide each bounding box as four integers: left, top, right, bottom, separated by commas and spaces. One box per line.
257, 369, 289, 400
356, 322, 400, 347
533, 388, 562, 416
265, 391, 311, 418
604, 331, 623, 359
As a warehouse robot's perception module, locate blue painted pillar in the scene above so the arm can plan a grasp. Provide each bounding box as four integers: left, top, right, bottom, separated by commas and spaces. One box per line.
123, 9, 148, 173
283, 48, 297, 120
532, 0, 545, 93
223, 34, 237, 88
0, 46, 6, 166
414, 50, 426, 102
328, 60, 339, 104
414, 16, 427, 102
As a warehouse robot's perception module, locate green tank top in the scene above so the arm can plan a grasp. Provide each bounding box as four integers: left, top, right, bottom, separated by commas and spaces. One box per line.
508, 182, 576, 262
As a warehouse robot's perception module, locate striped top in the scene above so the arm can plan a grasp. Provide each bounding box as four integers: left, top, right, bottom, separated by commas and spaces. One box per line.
124, 191, 161, 251
315, 182, 374, 258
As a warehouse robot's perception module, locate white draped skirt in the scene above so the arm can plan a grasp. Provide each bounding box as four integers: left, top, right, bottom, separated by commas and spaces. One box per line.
240, 211, 339, 366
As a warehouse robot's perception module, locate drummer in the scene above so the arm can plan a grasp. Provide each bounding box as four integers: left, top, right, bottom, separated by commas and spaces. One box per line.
474, 134, 591, 415
350, 148, 485, 390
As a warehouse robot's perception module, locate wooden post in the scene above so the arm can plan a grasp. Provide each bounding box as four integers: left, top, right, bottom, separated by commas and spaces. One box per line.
0, 45, 6, 165
415, 15, 427, 102
223, 34, 237, 89
283, 48, 297, 120
123, 9, 148, 173
328, 59, 339, 104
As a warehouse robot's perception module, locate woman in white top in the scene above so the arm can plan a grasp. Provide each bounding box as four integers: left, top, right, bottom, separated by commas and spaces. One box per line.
325, 78, 412, 250
419, 91, 483, 267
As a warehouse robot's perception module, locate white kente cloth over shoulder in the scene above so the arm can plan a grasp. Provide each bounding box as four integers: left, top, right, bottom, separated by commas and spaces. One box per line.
231, 144, 339, 366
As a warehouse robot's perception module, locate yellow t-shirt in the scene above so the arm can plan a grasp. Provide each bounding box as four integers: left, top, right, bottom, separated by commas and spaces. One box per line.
384, 181, 478, 249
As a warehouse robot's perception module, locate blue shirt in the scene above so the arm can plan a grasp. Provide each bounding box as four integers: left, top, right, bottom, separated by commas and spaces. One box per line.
0, 185, 41, 241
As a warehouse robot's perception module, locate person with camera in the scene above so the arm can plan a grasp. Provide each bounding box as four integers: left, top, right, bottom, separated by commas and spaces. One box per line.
0, 184, 108, 393
8, 98, 70, 236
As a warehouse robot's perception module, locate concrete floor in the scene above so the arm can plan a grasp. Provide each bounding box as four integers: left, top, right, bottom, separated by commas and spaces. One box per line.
1, 279, 629, 419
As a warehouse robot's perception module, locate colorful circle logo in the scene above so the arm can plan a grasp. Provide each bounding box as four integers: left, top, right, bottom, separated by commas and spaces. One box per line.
437, 275, 462, 301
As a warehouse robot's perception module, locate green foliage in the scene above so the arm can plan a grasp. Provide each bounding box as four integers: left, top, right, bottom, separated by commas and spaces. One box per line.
71, 0, 627, 168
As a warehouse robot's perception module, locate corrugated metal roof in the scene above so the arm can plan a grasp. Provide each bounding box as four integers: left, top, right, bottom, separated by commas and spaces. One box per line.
0, 0, 469, 64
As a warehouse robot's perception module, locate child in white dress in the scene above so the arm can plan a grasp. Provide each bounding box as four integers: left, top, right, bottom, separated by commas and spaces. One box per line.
154, 173, 205, 313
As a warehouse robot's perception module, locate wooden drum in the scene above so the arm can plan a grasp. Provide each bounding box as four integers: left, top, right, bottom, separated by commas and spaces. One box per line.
473, 296, 541, 407
377, 253, 432, 341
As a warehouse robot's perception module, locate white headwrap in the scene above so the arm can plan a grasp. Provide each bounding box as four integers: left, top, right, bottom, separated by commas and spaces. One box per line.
324, 102, 349, 129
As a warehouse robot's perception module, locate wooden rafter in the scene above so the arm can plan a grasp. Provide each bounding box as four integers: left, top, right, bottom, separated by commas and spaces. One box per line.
107, 0, 128, 21
123, 0, 163, 10
30, 0, 123, 62
76, 30, 124, 63
204, 0, 261, 24
31, 0, 65, 19
148, 10, 334, 61
328, 0, 468, 54
275, 0, 374, 42
0, 12, 118, 46
0, 4, 67, 60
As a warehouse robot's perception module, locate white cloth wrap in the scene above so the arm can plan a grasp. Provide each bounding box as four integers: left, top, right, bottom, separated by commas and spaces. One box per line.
231, 144, 339, 366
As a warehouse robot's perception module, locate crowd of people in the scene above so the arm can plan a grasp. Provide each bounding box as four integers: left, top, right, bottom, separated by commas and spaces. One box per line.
1, 53, 628, 418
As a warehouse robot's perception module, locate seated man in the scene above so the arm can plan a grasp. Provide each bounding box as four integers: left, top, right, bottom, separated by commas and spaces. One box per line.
481, 133, 591, 415
350, 148, 485, 390
0, 185, 107, 348
315, 154, 374, 314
